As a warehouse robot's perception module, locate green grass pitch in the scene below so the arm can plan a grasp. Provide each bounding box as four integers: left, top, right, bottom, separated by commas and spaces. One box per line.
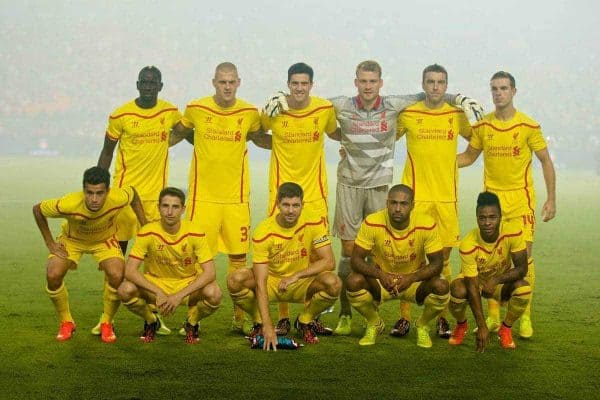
1, 156, 598, 399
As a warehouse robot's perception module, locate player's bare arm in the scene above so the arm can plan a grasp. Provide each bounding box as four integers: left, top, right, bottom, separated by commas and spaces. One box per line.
397, 250, 444, 292
32, 203, 68, 259
97, 136, 118, 170
130, 187, 147, 226
457, 145, 482, 168
253, 262, 277, 351
351, 244, 395, 292
465, 275, 489, 352
247, 130, 272, 150
535, 147, 557, 222
278, 243, 335, 293
494, 249, 529, 287
169, 121, 194, 146
327, 127, 341, 141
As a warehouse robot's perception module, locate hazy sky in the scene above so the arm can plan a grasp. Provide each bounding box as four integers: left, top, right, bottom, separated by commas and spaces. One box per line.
1, 0, 599, 163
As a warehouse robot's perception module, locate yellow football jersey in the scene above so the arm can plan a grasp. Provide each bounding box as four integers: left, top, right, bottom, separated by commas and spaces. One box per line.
129, 220, 213, 280
40, 186, 135, 243
470, 110, 547, 191
398, 102, 472, 202
261, 96, 337, 203
459, 221, 526, 284
252, 211, 330, 278
106, 99, 181, 202
181, 96, 260, 204
355, 209, 443, 275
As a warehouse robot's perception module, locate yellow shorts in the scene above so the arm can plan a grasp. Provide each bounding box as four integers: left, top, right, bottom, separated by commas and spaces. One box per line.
143, 273, 200, 306
378, 280, 421, 304
115, 200, 160, 241
266, 274, 316, 303
492, 189, 536, 242
187, 201, 250, 255
49, 235, 124, 266
414, 201, 459, 248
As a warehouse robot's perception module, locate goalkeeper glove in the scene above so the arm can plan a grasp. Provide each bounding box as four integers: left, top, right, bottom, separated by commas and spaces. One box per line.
263, 91, 289, 118
455, 94, 485, 121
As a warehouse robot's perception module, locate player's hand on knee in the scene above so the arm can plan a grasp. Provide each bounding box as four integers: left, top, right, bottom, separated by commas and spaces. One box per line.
263, 91, 289, 118
455, 94, 485, 121
48, 241, 69, 259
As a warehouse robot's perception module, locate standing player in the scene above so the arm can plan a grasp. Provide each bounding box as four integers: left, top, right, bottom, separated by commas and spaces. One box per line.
458, 71, 556, 338
347, 184, 449, 347
395, 64, 473, 339
227, 182, 340, 349
169, 62, 270, 332
260, 62, 339, 335
118, 187, 221, 344
448, 192, 531, 351
32, 167, 146, 342
95, 66, 182, 336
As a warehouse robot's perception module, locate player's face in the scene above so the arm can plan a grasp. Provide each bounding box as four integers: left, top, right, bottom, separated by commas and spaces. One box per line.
277, 196, 303, 228
422, 71, 448, 106
83, 183, 109, 212
386, 191, 414, 229
476, 205, 501, 242
159, 195, 185, 227
490, 78, 516, 109
136, 70, 162, 106
287, 73, 313, 108
354, 70, 383, 104
213, 69, 240, 107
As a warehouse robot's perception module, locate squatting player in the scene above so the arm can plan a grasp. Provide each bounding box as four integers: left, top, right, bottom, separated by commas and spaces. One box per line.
347, 184, 450, 347
118, 187, 221, 344
170, 62, 270, 332
458, 71, 556, 338
448, 191, 531, 351
95, 66, 181, 336
260, 62, 338, 335
227, 182, 341, 349
33, 167, 146, 342
395, 64, 473, 339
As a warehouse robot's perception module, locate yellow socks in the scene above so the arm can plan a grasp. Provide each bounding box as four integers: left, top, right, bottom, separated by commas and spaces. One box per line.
417, 293, 450, 327
123, 297, 156, 323
46, 282, 73, 323
504, 285, 531, 326
229, 288, 259, 323
196, 299, 220, 321
523, 258, 535, 318
348, 289, 380, 325
101, 281, 121, 324
449, 295, 468, 323
298, 291, 337, 324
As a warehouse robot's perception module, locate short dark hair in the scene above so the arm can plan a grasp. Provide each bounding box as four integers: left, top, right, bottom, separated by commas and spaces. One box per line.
388, 184, 414, 201
476, 191, 501, 214
83, 166, 110, 188
159, 187, 185, 205
422, 63, 448, 83
491, 71, 515, 88
277, 182, 303, 202
138, 66, 162, 82
288, 62, 314, 83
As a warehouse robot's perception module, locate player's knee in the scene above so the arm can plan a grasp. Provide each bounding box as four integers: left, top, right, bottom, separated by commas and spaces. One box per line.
512, 279, 530, 290
46, 263, 68, 289
117, 281, 137, 301
226, 269, 247, 292
204, 283, 223, 305
449, 278, 467, 299
346, 272, 366, 292
105, 271, 124, 290
430, 277, 449, 296
320, 272, 341, 296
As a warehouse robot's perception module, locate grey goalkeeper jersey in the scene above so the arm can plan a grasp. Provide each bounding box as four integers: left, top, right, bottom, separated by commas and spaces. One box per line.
330, 94, 424, 188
